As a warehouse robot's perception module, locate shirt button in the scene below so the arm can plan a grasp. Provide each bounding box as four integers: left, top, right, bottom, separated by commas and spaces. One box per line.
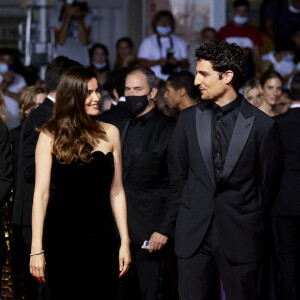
218, 119, 222, 124
216, 152, 221, 158
216, 135, 220, 140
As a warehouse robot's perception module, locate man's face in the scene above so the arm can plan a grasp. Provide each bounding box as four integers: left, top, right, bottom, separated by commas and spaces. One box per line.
194, 59, 226, 102
124, 71, 151, 98
233, 5, 248, 17
275, 93, 291, 114
0, 54, 14, 74
164, 81, 180, 109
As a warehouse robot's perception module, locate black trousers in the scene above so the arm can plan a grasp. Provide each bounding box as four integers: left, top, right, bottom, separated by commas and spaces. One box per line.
272, 216, 300, 300
177, 218, 260, 300
118, 243, 169, 300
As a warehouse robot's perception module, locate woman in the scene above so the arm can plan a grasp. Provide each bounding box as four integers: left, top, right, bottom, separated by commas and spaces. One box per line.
89, 43, 110, 90
29, 67, 130, 299
258, 70, 283, 117
243, 79, 262, 107
113, 37, 137, 71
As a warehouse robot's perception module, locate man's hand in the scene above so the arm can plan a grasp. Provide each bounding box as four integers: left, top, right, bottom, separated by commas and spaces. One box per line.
149, 232, 168, 253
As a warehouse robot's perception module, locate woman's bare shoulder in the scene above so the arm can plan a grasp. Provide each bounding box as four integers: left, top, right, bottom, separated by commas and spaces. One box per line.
99, 121, 120, 138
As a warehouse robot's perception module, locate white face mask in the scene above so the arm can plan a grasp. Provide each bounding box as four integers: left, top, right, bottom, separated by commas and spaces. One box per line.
0, 63, 8, 73
233, 15, 248, 25
288, 4, 300, 13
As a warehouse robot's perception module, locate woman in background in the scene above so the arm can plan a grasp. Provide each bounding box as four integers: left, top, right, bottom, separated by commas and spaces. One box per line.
29, 66, 130, 299
89, 43, 111, 91
258, 70, 283, 117
243, 79, 262, 107
113, 37, 137, 71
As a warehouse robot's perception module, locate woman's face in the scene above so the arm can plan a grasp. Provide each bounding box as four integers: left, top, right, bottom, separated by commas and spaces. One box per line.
92, 47, 107, 64
262, 78, 282, 106
245, 87, 262, 107
84, 78, 100, 116
117, 41, 132, 59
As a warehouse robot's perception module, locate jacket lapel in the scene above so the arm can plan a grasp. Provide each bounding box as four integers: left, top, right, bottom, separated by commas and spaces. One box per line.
195, 106, 216, 189
221, 99, 255, 183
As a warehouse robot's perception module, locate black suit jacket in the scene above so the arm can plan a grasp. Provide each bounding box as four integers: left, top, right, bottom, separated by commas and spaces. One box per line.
97, 102, 131, 124
0, 122, 13, 209
116, 109, 177, 246
172, 97, 282, 263
272, 107, 300, 216
12, 98, 55, 226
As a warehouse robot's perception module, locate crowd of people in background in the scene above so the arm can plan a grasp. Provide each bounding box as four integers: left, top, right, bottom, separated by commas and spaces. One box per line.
0, 0, 300, 299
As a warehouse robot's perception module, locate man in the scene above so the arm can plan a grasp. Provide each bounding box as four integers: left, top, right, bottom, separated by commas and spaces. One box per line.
98, 68, 131, 124
0, 48, 27, 129
272, 73, 300, 300
164, 71, 199, 113
219, 0, 262, 82
118, 66, 176, 299
138, 10, 188, 82
172, 40, 282, 300
262, 35, 297, 85
12, 56, 80, 300
275, 88, 292, 115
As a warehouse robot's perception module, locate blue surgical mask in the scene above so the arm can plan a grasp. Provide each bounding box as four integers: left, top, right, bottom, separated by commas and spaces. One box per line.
0, 63, 8, 73
288, 5, 300, 14
93, 61, 107, 69
282, 54, 295, 62
233, 16, 248, 25
156, 26, 172, 35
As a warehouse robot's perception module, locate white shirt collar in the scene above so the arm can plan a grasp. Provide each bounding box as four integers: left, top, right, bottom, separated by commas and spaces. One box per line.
290, 103, 300, 108
119, 96, 126, 102
47, 94, 56, 103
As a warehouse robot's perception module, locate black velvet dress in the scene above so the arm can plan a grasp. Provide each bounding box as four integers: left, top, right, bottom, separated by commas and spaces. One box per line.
44, 151, 119, 300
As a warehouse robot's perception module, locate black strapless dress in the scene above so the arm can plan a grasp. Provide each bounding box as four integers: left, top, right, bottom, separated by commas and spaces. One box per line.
43, 151, 118, 300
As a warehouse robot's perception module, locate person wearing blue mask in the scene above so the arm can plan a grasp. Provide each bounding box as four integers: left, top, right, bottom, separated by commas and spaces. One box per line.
0, 48, 27, 130
219, 0, 262, 78
89, 43, 110, 92
138, 10, 189, 83
262, 35, 297, 86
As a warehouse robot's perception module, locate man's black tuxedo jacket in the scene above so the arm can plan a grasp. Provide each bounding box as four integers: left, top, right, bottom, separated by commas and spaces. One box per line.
12, 98, 55, 226
172, 97, 282, 264
116, 109, 177, 246
97, 102, 131, 124
272, 107, 300, 216
0, 122, 13, 209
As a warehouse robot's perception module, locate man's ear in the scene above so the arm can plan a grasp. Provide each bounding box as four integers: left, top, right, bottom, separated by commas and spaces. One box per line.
223, 70, 234, 85
150, 87, 158, 100
178, 87, 186, 97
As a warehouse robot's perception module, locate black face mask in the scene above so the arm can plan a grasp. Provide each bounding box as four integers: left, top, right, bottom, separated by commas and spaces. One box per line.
125, 95, 149, 114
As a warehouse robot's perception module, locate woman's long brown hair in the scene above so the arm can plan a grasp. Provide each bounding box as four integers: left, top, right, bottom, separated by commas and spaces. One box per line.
42, 66, 107, 164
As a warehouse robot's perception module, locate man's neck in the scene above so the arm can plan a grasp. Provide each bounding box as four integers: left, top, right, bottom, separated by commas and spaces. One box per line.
179, 97, 197, 111
214, 89, 238, 107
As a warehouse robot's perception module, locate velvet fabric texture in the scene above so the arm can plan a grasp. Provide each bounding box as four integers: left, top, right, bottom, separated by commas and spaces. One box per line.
44, 151, 118, 299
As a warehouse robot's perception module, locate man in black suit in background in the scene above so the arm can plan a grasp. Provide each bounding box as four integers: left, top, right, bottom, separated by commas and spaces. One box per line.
118, 66, 176, 300
172, 40, 282, 300
272, 73, 300, 300
12, 56, 80, 300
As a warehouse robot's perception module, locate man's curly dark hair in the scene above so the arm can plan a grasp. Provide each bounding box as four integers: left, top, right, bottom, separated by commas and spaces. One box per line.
195, 40, 247, 92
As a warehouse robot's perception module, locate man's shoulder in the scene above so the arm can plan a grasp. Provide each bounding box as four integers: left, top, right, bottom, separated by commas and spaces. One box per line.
0, 121, 9, 138
171, 34, 186, 45
23, 100, 53, 133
